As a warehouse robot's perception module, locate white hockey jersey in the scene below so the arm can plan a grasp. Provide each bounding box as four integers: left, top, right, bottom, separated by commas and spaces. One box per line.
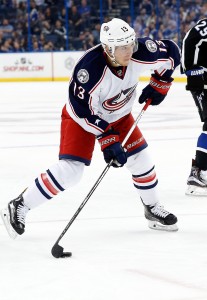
66, 37, 180, 135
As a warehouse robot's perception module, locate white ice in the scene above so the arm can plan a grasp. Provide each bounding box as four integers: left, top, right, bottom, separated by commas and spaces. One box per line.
0, 81, 207, 300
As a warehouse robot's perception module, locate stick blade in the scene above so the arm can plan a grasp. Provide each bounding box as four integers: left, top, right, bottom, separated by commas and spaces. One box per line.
51, 243, 72, 258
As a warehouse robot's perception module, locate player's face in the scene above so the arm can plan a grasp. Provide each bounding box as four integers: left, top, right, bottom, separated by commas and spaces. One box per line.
114, 42, 134, 66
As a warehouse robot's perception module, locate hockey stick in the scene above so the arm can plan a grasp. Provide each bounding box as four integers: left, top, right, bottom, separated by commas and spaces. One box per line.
51, 99, 152, 258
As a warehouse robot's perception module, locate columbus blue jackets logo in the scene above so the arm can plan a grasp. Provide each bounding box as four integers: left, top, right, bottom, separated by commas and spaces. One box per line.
102, 84, 137, 111
145, 40, 157, 52
77, 69, 89, 84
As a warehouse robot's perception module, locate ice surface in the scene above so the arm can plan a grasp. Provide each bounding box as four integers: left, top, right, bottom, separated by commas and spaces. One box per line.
0, 81, 207, 300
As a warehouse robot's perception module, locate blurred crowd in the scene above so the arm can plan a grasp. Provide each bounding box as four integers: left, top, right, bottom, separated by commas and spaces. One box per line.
0, 0, 207, 53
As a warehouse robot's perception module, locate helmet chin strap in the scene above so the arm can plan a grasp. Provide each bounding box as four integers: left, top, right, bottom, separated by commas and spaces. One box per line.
103, 45, 121, 66
106, 52, 121, 66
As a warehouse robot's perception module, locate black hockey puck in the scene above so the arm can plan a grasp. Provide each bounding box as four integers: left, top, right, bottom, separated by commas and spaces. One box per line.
60, 252, 72, 258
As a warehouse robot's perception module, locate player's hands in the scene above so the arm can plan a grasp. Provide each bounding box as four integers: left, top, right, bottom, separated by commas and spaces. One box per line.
185, 67, 204, 91
139, 74, 173, 105
97, 128, 127, 167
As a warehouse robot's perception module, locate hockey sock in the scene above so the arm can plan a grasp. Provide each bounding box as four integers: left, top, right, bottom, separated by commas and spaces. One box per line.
132, 166, 159, 205
126, 149, 160, 206
23, 160, 84, 209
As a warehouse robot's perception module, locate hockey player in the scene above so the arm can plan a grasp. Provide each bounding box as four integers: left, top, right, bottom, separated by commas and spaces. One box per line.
1, 18, 180, 239
181, 18, 207, 196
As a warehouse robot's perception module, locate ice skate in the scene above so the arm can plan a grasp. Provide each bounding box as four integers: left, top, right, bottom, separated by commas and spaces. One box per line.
1, 191, 29, 239
142, 202, 178, 231
186, 161, 207, 196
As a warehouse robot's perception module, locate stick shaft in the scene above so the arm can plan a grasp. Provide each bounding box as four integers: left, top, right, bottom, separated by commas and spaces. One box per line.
121, 99, 151, 146
53, 99, 151, 245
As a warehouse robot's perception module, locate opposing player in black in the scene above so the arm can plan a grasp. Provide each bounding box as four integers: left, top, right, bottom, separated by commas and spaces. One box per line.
182, 18, 207, 196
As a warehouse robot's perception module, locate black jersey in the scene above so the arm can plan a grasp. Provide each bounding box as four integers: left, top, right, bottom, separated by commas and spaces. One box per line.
182, 18, 207, 71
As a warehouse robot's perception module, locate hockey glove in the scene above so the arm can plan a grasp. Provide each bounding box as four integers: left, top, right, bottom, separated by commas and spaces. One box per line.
139, 74, 173, 105
97, 128, 127, 168
185, 67, 204, 91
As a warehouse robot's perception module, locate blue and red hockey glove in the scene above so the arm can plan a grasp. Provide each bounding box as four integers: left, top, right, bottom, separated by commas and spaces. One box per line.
97, 128, 127, 168
139, 74, 173, 105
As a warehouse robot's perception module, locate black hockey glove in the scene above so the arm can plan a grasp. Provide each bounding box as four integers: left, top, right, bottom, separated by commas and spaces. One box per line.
139, 74, 173, 105
185, 67, 204, 91
97, 128, 127, 168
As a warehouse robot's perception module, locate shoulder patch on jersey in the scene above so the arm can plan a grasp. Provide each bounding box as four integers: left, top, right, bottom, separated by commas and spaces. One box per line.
145, 40, 157, 52
77, 69, 89, 84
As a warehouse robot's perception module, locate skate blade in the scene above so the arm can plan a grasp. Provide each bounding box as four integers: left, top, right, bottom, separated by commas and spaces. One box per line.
148, 220, 178, 232
185, 185, 207, 196
0, 208, 18, 239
